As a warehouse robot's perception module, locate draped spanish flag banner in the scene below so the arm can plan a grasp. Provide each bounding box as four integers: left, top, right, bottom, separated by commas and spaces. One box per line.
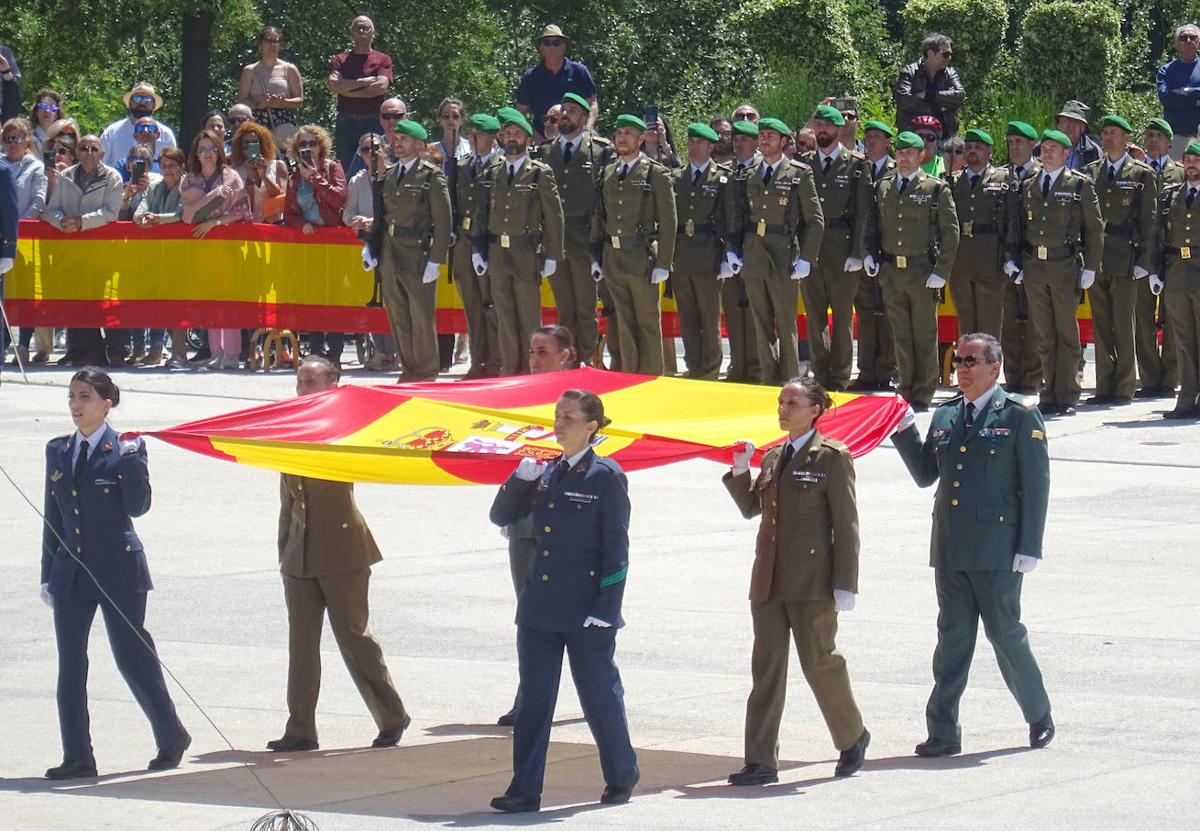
144, 368, 909, 485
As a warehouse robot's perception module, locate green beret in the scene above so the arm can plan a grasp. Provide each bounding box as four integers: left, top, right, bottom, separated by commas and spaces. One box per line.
613, 113, 647, 132
1041, 129, 1072, 149
496, 106, 522, 123
1006, 121, 1038, 141
758, 117, 791, 135
393, 119, 428, 141
732, 120, 760, 138
561, 92, 590, 112
963, 128, 993, 147
499, 109, 534, 136
814, 105, 845, 126
467, 113, 500, 134
1101, 114, 1133, 133
894, 131, 924, 151
863, 120, 894, 137
1145, 117, 1174, 139
1185, 140, 1200, 158
686, 122, 719, 142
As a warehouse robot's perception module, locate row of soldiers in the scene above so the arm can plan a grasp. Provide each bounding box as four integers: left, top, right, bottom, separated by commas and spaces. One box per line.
363, 95, 1200, 419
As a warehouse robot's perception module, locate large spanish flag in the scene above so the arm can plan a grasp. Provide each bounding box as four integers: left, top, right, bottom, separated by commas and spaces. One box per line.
145, 368, 908, 485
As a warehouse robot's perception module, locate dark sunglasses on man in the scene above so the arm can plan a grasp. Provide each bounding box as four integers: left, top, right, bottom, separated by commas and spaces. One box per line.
1181, 33, 1200, 41
541, 38, 565, 47
380, 112, 407, 121
732, 112, 755, 122
130, 94, 156, 106
951, 354, 987, 367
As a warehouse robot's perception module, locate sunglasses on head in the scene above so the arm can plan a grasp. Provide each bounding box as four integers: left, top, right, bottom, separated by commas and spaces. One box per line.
134, 123, 159, 134
951, 354, 986, 367
541, 38, 565, 46
733, 112, 756, 122
380, 112, 406, 120
37, 101, 60, 113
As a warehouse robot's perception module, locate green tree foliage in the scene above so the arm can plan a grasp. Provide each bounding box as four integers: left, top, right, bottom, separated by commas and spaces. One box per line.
901, 0, 1008, 92
735, 0, 862, 98
1020, 0, 1123, 116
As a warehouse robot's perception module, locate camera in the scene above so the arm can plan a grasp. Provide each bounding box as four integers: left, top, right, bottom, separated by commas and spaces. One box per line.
131, 159, 147, 180
247, 140, 261, 160
300, 148, 313, 166
644, 104, 659, 127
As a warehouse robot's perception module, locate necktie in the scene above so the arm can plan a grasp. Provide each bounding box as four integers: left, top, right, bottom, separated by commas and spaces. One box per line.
897, 176, 908, 194
1188, 188, 1196, 209
964, 402, 976, 428
1152, 159, 1160, 173
562, 142, 573, 166
1042, 175, 1051, 199
872, 163, 881, 182
507, 164, 515, 185
762, 164, 773, 187
1109, 164, 1117, 181
1015, 164, 1025, 180
74, 439, 89, 483
969, 173, 979, 190
692, 167, 702, 186
822, 156, 832, 174
618, 164, 628, 182
777, 441, 795, 474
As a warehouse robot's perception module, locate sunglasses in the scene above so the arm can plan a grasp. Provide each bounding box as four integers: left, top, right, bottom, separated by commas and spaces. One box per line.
196, 146, 219, 155
919, 134, 938, 143
2, 135, 26, 144
134, 123, 159, 134
54, 146, 74, 156
1181, 34, 1199, 42
541, 38, 565, 46
732, 112, 756, 122
950, 355, 987, 367
77, 146, 102, 154
297, 139, 319, 148
37, 101, 60, 113
380, 112, 406, 120
130, 94, 155, 105
261, 37, 282, 44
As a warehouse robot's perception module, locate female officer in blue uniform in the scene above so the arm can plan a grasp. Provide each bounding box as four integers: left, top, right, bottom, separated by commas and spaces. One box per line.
41, 369, 189, 779
488, 388, 639, 813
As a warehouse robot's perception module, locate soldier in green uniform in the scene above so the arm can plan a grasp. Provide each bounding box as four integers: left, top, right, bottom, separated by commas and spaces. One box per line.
799, 105, 871, 391
948, 129, 1013, 340
1156, 141, 1200, 418
1005, 129, 1104, 416
999, 122, 1043, 396
671, 122, 733, 379
729, 117, 824, 385
865, 131, 959, 411
368, 119, 452, 382
1137, 118, 1183, 398
590, 113, 677, 375
476, 110, 564, 377
1083, 115, 1157, 405
537, 92, 612, 367
892, 332, 1054, 756
453, 113, 502, 379
723, 120, 764, 382
853, 120, 898, 391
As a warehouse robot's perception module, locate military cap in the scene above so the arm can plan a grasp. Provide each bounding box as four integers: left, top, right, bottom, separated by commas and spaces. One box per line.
496, 106, 522, 123
687, 122, 719, 142
1006, 121, 1038, 141
1145, 117, 1174, 139
1056, 100, 1091, 126
758, 117, 791, 135
468, 113, 501, 134
963, 128, 994, 147
613, 113, 647, 132
894, 131, 924, 151
500, 109, 534, 136
863, 120, 894, 137
814, 105, 845, 126
393, 119, 428, 141
733, 120, 760, 138
1101, 114, 1133, 133
537, 24, 568, 43
1041, 129, 1072, 149
561, 92, 590, 112
1185, 140, 1200, 158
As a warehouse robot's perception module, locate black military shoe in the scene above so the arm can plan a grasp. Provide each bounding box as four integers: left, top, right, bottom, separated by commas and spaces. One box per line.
1085, 394, 1115, 405
600, 771, 639, 804
727, 763, 778, 785
835, 728, 870, 777
490, 794, 540, 813
1164, 406, 1200, 420
914, 737, 962, 757
496, 707, 517, 727
148, 729, 191, 771
266, 736, 319, 753
1030, 715, 1055, 749
372, 714, 412, 748
46, 757, 98, 780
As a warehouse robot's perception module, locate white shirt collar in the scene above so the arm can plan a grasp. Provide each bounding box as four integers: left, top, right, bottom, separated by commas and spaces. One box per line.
1042, 165, 1064, 184
563, 447, 590, 469
73, 422, 109, 465
965, 383, 1001, 416
396, 157, 418, 176
818, 144, 842, 164
689, 159, 712, 176
506, 154, 528, 174
784, 428, 817, 454
1105, 153, 1129, 174
477, 150, 494, 166
1153, 154, 1172, 169
762, 157, 783, 175
560, 132, 584, 153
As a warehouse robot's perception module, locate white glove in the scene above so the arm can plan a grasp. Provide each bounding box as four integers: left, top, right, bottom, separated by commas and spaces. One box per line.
583, 616, 612, 628
118, 436, 144, 456
790, 258, 811, 280
472, 252, 487, 276
731, 439, 756, 474
894, 404, 916, 435
833, 589, 856, 612
1012, 554, 1039, 574
864, 255, 880, 277
718, 261, 734, 280
1149, 273, 1164, 295
513, 457, 548, 481
422, 261, 441, 284
925, 273, 946, 289
725, 251, 743, 274
361, 246, 378, 272
1004, 260, 1021, 278
499, 525, 510, 540
541, 258, 557, 278
591, 260, 603, 282
650, 267, 669, 285
0, 257, 13, 275
1079, 268, 1096, 290
843, 257, 863, 273
1132, 266, 1149, 280
40, 583, 53, 608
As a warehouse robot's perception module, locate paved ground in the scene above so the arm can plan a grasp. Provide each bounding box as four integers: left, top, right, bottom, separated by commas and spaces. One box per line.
1, 352, 1197, 830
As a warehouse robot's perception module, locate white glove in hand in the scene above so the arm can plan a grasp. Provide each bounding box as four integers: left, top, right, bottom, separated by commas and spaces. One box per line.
731, 439, 756, 474
541, 258, 557, 278
1079, 269, 1096, 290
833, 589, 856, 612
0, 257, 13, 275
1132, 266, 1149, 280
925, 273, 946, 289
650, 267, 669, 285
718, 261, 734, 280
499, 525, 510, 540
40, 583, 53, 608
726, 251, 743, 274
514, 457, 548, 481
1004, 260, 1021, 278
421, 261, 441, 284
790, 258, 811, 280
361, 246, 378, 272
843, 256, 864, 273
583, 616, 612, 628
591, 260, 603, 282
472, 252, 487, 276
864, 255, 880, 277
1012, 554, 1039, 573
1149, 273, 1164, 295
894, 404, 916, 435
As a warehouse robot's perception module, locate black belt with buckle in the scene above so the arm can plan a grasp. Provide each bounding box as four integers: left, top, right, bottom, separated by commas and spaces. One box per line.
1022, 241, 1076, 261
1104, 223, 1135, 239
879, 250, 931, 269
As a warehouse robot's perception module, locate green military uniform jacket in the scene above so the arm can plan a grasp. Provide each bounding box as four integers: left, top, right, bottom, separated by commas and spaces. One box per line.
867, 169, 960, 276
868, 156, 896, 183
671, 160, 733, 273
453, 152, 499, 246
729, 156, 824, 268
722, 432, 859, 602
949, 164, 1014, 279
1157, 180, 1200, 267
1085, 155, 1158, 277
278, 475, 382, 579
800, 147, 871, 263
368, 157, 453, 265
1008, 158, 1041, 184
1154, 157, 1185, 188
591, 152, 677, 270
893, 385, 1050, 570
478, 155, 565, 261
538, 131, 612, 221
1007, 166, 1103, 272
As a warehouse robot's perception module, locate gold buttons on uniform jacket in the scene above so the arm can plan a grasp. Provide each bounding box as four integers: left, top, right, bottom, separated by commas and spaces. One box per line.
541, 574, 549, 582
951, 499, 959, 507
544, 526, 551, 533
125, 545, 132, 552
956, 463, 964, 470
103, 488, 110, 494
548, 502, 555, 509
73, 508, 79, 515
959, 446, 967, 453
543, 550, 550, 557
999, 516, 1005, 523
72, 489, 77, 496
809, 548, 816, 555
589, 570, 596, 577
341, 522, 349, 529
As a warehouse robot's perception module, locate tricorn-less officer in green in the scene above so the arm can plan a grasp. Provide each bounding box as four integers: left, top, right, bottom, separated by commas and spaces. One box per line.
799, 105, 872, 391
1137, 118, 1182, 397
729, 117, 824, 385
854, 120, 899, 390
590, 113, 677, 375
368, 118, 453, 382
1154, 140, 1200, 419
892, 332, 1054, 757
1004, 129, 1103, 416
865, 130, 960, 410
722, 120, 765, 383
1083, 115, 1158, 405
999, 122, 1044, 396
